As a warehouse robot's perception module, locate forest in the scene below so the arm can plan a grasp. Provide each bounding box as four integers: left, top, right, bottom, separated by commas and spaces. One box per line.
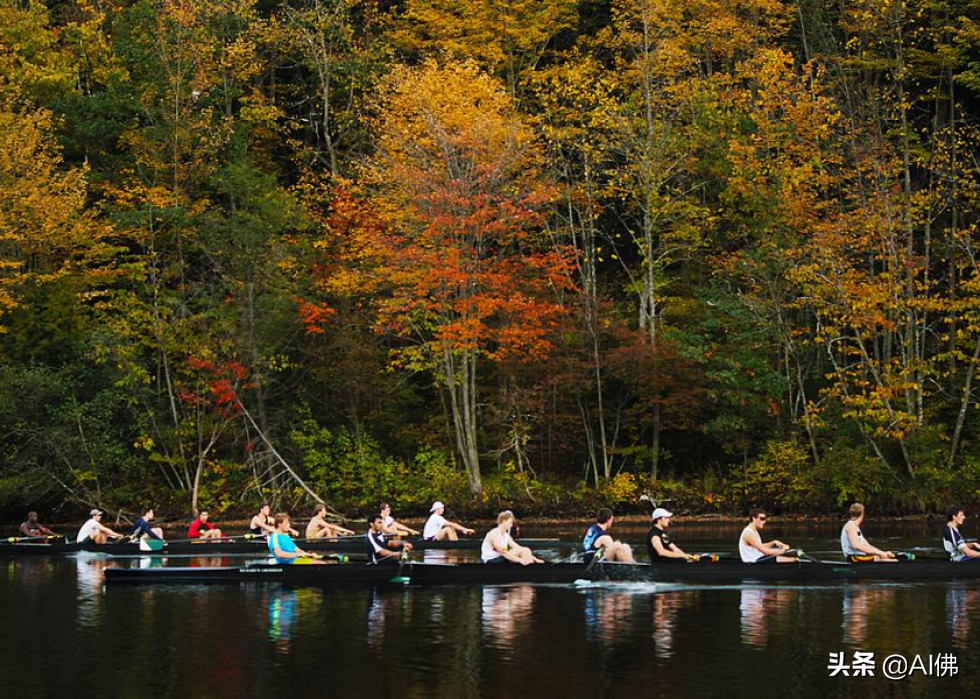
2, 0, 980, 520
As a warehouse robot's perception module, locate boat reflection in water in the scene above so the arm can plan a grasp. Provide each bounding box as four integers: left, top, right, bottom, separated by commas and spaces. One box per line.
481, 586, 535, 658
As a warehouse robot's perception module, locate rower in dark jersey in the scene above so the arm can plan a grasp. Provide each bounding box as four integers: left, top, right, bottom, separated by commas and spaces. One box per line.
647, 508, 691, 563
582, 508, 634, 564
365, 514, 413, 564
945, 507, 980, 562
131, 507, 164, 541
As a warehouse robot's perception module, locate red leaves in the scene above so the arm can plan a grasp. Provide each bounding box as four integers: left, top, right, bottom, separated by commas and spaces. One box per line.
178, 356, 254, 417
296, 299, 336, 335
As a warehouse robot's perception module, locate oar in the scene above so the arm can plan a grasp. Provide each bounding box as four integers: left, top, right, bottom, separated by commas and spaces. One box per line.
4, 535, 63, 543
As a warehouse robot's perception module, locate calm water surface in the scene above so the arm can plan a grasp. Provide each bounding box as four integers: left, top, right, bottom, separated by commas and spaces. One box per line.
2, 521, 978, 698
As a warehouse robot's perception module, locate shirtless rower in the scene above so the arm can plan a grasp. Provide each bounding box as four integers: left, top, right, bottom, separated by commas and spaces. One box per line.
739, 509, 796, 563
380, 503, 419, 536
306, 504, 354, 539
481, 511, 543, 566
582, 508, 635, 563
19, 512, 57, 539
841, 503, 896, 563
76, 510, 124, 544
423, 502, 474, 541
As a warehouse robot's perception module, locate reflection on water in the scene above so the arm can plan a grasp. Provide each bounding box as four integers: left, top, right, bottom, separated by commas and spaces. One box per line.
76, 555, 109, 627
652, 591, 697, 658
268, 589, 298, 649
584, 588, 637, 647
946, 584, 980, 648
6, 532, 980, 696
481, 586, 535, 657
740, 587, 795, 648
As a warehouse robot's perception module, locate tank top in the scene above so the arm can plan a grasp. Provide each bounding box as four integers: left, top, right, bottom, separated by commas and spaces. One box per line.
481, 530, 514, 562
840, 523, 864, 557
739, 526, 764, 563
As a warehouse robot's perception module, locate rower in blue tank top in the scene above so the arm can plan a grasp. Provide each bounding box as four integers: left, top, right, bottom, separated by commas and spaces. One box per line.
944, 507, 980, 562
268, 513, 325, 565
581, 508, 634, 564
840, 503, 896, 563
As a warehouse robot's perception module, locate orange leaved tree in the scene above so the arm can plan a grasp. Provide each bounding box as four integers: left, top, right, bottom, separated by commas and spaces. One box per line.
363, 61, 573, 493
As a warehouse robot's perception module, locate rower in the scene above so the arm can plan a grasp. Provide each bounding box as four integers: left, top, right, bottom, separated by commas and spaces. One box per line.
366, 514, 413, 563
647, 507, 691, 563
841, 503, 896, 563
76, 509, 123, 544
945, 507, 980, 562
423, 501, 474, 541
582, 508, 635, 563
250, 504, 291, 537
269, 513, 325, 565
381, 503, 419, 536
188, 511, 224, 539
306, 504, 355, 539
481, 510, 543, 565
19, 512, 56, 539
739, 509, 795, 563
132, 507, 165, 542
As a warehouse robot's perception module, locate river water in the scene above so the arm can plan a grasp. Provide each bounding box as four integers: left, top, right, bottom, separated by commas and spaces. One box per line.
2, 520, 978, 697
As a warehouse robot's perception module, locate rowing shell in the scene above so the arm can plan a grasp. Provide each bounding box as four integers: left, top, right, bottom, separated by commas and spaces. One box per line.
0, 536, 570, 558
104, 558, 980, 586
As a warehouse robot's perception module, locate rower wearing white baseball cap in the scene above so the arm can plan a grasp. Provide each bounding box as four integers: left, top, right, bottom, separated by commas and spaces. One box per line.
647, 508, 691, 562
422, 502, 475, 541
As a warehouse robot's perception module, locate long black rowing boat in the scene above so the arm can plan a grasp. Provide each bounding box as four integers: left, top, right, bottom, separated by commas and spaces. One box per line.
104, 558, 980, 586
0, 536, 570, 557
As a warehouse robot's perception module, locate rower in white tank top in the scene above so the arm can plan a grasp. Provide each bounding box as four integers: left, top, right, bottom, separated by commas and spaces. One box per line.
739, 526, 765, 563
481, 529, 515, 562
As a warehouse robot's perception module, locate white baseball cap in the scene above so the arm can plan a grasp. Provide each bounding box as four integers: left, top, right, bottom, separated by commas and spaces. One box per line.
90, 509, 103, 517
430, 501, 445, 512
651, 507, 674, 520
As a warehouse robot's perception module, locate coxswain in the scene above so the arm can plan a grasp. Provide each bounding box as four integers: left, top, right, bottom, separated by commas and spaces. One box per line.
380, 503, 419, 536
582, 508, 635, 563
269, 514, 325, 565
132, 507, 165, 542
944, 507, 980, 562
366, 514, 413, 563
739, 509, 795, 563
647, 508, 691, 562
481, 510, 543, 565
188, 510, 224, 539
306, 504, 355, 539
841, 503, 896, 563
76, 509, 123, 544
19, 512, 56, 539
423, 502, 474, 541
